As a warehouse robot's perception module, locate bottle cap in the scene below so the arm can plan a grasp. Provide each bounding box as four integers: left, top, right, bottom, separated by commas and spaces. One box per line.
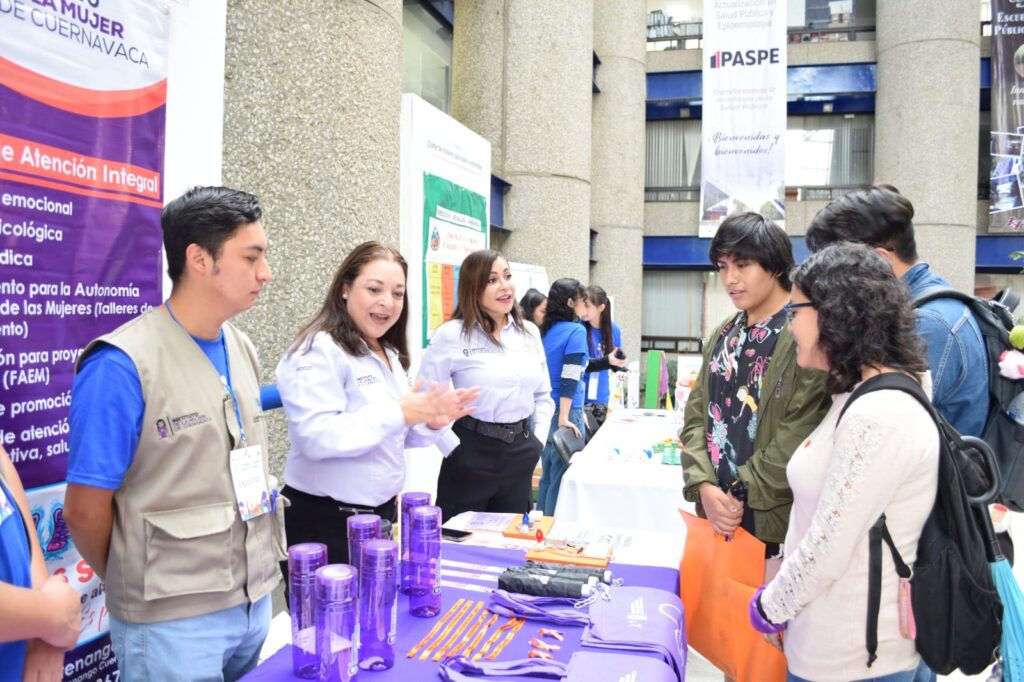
347, 514, 381, 540
288, 542, 328, 572
361, 539, 398, 571
409, 505, 442, 532
316, 564, 357, 602
402, 492, 432, 512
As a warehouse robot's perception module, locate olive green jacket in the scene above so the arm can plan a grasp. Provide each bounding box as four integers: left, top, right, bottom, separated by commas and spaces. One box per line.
681, 313, 831, 544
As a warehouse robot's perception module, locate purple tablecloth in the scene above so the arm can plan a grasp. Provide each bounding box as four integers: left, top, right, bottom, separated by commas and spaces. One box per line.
242, 543, 679, 681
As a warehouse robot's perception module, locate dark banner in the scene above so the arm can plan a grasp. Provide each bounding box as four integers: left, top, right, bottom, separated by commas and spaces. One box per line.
990, 1, 1024, 228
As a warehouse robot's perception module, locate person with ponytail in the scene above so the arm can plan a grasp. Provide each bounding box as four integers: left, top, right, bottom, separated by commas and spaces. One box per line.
537, 278, 589, 515
578, 285, 627, 428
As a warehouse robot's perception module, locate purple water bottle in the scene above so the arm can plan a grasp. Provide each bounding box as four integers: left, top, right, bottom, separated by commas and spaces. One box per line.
315, 565, 359, 682
288, 543, 328, 678
346, 514, 380, 569
400, 492, 431, 594
358, 539, 398, 671
408, 505, 442, 617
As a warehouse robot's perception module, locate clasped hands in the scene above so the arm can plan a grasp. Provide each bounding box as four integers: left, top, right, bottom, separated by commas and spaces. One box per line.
698, 481, 744, 537
400, 378, 479, 429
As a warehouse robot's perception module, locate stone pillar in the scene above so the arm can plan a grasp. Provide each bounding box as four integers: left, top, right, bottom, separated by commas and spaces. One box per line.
222, 0, 403, 474
452, 0, 594, 285
874, 2, 979, 292
589, 0, 646, 362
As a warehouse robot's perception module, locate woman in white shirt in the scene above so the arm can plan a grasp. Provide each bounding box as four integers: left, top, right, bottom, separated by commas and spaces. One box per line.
418, 249, 554, 521
749, 243, 937, 682
276, 241, 477, 567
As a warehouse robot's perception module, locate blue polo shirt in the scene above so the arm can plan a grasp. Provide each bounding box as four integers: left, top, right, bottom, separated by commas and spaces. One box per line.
542, 321, 589, 409
0, 478, 32, 681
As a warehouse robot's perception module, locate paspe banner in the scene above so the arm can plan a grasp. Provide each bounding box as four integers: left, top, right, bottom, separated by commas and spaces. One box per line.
989, 1, 1024, 229
0, 0, 169, 678
699, 0, 787, 237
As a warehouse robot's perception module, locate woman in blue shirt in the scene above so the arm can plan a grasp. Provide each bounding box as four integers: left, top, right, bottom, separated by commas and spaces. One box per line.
579, 285, 627, 428
537, 278, 589, 515
0, 446, 81, 681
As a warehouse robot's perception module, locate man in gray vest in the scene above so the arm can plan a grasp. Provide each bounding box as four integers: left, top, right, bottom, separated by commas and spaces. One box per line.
64, 186, 282, 681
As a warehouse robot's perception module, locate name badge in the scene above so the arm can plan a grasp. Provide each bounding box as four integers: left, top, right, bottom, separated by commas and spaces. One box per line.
229, 445, 271, 521
587, 374, 599, 401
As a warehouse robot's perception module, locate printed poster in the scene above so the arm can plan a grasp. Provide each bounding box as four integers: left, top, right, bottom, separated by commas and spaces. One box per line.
0, 0, 170, 678
421, 173, 487, 347
700, 0, 787, 237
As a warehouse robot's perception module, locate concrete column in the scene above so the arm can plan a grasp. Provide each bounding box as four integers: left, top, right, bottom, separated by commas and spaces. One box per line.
452, 0, 594, 285
874, 2, 979, 292
222, 0, 403, 473
590, 0, 646, 362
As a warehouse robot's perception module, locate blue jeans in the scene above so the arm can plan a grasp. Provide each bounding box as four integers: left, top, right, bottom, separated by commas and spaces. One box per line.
109, 595, 271, 682
787, 660, 935, 682
537, 408, 585, 515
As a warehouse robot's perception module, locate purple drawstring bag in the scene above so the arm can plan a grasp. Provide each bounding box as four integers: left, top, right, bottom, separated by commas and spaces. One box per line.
487, 589, 590, 626
581, 587, 686, 681
437, 652, 677, 682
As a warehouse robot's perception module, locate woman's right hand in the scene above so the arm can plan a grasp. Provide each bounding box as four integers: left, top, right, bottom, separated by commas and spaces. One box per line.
608, 348, 628, 368
699, 482, 743, 535
39, 574, 81, 649
557, 418, 582, 439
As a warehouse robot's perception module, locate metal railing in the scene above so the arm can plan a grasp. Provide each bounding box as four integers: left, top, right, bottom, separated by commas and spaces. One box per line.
647, 23, 877, 51
641, 336, 703, 353
644, 185, 869, 203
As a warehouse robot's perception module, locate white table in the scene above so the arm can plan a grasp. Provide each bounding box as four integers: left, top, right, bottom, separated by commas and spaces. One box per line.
554, 408, 695, 535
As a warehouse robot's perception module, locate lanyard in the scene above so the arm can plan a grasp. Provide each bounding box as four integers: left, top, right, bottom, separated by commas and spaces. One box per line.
164, 301, 247, 445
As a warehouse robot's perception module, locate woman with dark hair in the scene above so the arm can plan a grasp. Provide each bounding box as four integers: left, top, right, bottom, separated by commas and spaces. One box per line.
579, 285, 627, 427
418, 250, 554, 520
276, 242, 477, 566
750, 243, 937, 682
682, 213, 829, 555
537, 278, 589, 515
519, 288, 548, 328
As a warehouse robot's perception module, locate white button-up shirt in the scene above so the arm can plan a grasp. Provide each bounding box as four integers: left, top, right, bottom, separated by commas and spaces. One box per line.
277, 331, 445, 506
417, 316, 555, 446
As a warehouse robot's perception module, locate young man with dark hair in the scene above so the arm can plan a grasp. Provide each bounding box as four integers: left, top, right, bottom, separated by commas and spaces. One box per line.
805, 185, 988, 437
682, 212, 830, 553
63, 186, 282, 681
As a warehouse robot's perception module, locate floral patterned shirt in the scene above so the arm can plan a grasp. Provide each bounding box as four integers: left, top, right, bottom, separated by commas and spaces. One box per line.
705, 308, 787, 532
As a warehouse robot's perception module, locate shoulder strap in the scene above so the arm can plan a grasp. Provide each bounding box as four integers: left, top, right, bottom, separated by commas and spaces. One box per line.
838, 373, 933, 667
912, 286, 972, 309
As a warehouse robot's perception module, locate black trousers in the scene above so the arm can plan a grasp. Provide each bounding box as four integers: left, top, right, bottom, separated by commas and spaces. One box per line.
435, 418, 543, 522
279, 486, 397, 596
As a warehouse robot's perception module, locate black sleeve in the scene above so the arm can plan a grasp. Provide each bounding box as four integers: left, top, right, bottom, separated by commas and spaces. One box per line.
586, 354, 612, 372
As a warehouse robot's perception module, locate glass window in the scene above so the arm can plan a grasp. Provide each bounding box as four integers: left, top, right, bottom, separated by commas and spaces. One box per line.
785, 114, 874, 187
647, 0, 876, 49
645, 119, 702, 190
641, 270, 704, 341
644, 114, 874, 197
402, 0, 452, 114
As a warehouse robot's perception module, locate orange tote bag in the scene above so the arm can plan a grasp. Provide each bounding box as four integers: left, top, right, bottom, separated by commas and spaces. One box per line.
679, 510, 787, 682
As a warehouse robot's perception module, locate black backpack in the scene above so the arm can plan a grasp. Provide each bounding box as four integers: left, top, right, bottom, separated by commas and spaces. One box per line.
839, 373, 1003, 675
914, 287, 1024, 511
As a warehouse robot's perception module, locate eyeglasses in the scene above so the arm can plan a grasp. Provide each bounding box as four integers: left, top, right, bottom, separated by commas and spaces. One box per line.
783, 301, 814, 323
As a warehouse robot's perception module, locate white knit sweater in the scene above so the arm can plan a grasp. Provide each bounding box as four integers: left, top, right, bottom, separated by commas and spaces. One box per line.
760, 385, 939, 681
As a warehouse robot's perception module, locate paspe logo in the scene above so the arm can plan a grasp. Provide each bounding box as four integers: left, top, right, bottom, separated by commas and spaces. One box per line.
710, 48, 780, 68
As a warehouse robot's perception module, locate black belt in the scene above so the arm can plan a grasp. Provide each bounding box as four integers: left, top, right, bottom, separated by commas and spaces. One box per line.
457, 415, 531, 444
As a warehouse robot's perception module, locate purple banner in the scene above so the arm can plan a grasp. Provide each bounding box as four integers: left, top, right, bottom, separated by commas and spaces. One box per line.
1, 1, 169, 678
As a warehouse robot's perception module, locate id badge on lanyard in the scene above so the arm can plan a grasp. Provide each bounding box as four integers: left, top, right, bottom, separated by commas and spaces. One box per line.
587, 373, 599, 401
223, 376, 270, 522
229, 444, 271, 522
